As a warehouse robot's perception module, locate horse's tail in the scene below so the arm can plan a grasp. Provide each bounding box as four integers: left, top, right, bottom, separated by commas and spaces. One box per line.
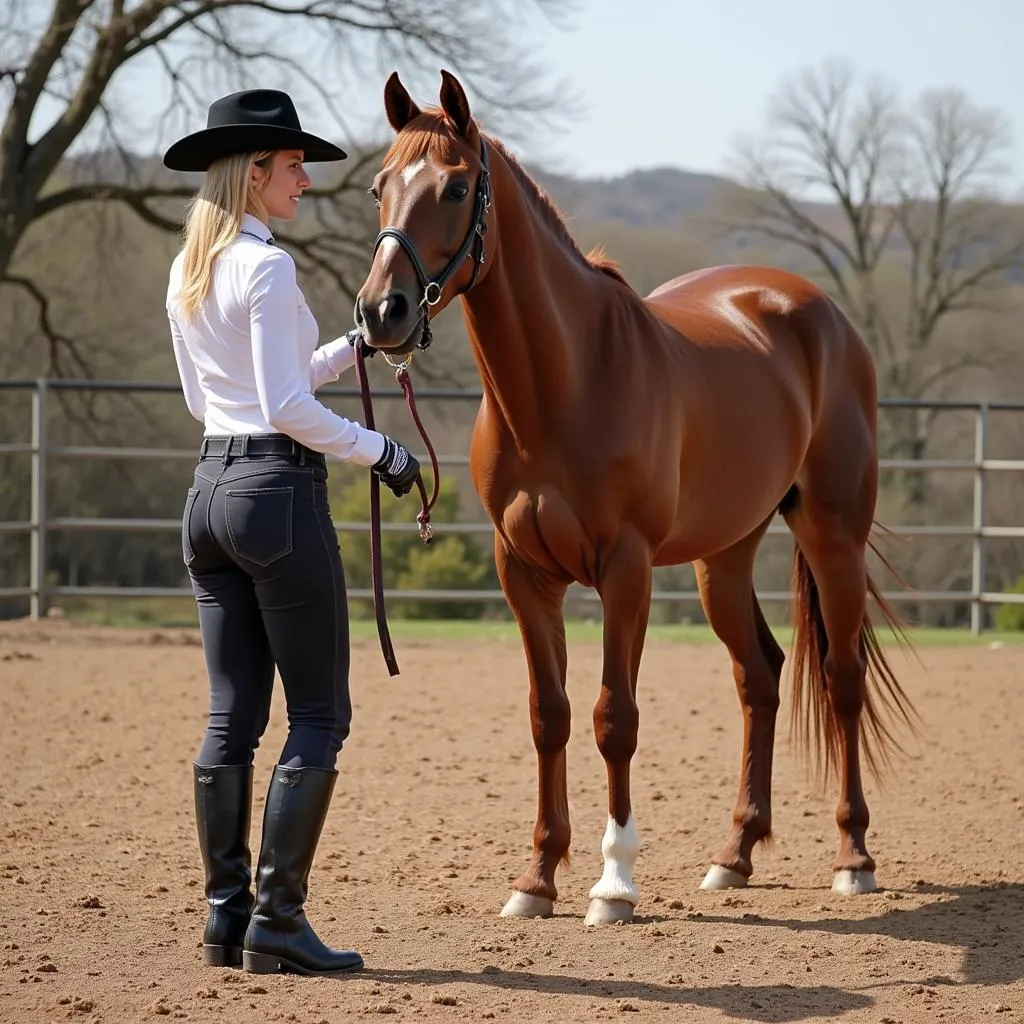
788, 537, 919, 790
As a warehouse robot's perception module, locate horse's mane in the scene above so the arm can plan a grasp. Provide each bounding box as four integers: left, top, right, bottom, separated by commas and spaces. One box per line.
383, 110, 633, 289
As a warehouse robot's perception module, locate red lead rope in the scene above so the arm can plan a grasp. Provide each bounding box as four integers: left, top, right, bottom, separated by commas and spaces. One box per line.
353, 346, 440, 676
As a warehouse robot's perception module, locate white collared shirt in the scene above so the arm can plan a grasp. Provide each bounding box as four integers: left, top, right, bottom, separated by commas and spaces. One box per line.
166, 213, 385, 466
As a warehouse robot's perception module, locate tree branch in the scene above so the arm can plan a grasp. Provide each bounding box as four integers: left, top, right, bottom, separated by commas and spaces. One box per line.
911, 350, 994, 398
3, 272, 93, 378
725, 59, 1022, 415
34, 181, 191, 221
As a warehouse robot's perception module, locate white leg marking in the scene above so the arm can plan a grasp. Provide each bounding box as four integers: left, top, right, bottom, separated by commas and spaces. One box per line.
588, 813, 641, 905
585, 814, 641, 925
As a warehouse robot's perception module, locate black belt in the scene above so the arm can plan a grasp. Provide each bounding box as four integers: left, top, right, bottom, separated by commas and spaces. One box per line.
199, 433, 324, 463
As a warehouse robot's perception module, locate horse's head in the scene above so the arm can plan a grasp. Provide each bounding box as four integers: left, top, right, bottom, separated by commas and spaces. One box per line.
355, 70, 492, 355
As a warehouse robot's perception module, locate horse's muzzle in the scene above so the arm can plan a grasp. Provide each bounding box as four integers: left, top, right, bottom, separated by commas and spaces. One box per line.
354, 289, 420, 351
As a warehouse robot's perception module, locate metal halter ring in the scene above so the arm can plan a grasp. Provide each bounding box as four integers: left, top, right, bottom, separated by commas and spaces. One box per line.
423, 282, 442, 306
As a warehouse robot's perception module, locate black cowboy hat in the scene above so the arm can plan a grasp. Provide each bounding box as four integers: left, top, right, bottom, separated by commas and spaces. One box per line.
162, 89, 347, 172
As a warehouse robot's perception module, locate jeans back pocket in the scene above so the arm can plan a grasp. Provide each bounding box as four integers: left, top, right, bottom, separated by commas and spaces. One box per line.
181, 486, 201, 567
224, 486, 294, 566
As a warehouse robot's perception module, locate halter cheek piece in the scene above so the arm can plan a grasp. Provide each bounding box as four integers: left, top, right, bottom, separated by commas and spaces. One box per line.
357, 139, 491, 677
369, 137, 492, 351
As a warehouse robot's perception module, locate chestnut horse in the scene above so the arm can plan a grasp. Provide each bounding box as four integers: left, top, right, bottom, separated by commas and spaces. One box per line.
354, 70, 917, 926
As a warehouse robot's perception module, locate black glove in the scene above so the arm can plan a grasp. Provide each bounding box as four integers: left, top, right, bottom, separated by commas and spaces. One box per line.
372, 435, 420, 497
346, 328, 376, 359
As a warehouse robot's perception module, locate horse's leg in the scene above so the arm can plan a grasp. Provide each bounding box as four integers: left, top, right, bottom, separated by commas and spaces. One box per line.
693, 518, 785, 891
786, 516, 878, 893
585, 527, 652, 926
494, 543, 572, 919
783, 420, 911, 894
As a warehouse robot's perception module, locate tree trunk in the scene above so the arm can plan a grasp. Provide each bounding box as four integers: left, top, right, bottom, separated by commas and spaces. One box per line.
0, 188, 33, 280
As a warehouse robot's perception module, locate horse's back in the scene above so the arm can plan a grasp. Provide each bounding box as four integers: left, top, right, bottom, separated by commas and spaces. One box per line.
644, 264, 834, 345
633, 264, 879, 553
643, 262, 875, 419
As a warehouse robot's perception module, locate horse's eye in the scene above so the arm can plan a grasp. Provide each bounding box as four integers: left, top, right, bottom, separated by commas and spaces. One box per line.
445, 182, 470, 202
366, 187, 381, 209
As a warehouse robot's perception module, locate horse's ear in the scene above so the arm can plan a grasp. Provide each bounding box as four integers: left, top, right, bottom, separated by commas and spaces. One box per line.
384, 71, 422, 133
439, 69, 472, 137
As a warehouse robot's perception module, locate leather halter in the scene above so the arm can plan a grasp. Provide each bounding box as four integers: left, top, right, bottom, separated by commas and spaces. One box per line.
368, 136, 492, 351
355, 137, 491, 678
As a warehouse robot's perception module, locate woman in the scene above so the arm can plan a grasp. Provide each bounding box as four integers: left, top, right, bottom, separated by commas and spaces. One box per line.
162, 89, 417, 977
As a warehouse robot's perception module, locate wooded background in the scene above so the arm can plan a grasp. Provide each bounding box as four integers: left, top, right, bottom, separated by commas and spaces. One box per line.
2, 2, 1023, 628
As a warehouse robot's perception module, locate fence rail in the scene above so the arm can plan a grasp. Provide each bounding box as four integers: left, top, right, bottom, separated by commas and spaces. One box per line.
2, 379, 1024, 633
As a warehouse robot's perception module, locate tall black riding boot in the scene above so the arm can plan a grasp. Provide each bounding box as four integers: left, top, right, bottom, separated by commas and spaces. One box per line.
242, 765, 364, 975
193, 763, 254, 967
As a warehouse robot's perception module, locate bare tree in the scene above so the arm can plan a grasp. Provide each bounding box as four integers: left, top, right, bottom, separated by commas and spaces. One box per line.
719, 59, 1024, 500
0, 0, 580, 372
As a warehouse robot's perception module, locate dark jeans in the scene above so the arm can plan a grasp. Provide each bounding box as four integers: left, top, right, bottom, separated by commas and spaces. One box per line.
182, 434, 351, 771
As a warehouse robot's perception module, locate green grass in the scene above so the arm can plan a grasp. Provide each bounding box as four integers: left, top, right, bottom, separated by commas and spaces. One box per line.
344, 619, 1024, 647
43, 596, 1024, 646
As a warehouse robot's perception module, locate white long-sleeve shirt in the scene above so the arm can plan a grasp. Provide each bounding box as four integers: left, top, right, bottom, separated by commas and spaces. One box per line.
166, 213, 386, 467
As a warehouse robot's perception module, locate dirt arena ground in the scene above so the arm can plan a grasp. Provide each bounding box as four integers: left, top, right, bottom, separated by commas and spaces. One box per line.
1, 619, 1021, 1024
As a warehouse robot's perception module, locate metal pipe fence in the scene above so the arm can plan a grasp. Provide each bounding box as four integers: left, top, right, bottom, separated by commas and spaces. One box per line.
2, 379, 1024, 633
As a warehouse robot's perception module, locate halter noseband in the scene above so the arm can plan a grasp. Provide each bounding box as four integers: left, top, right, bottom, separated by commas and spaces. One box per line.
369, 137, 492, 352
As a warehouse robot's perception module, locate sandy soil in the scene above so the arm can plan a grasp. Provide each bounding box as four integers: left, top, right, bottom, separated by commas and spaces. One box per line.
0, 618, 1021, 1024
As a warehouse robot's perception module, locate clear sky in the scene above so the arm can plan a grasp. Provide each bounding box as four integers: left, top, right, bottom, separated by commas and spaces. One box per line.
32, 0, 1023, 190
517, 0, 1023, 184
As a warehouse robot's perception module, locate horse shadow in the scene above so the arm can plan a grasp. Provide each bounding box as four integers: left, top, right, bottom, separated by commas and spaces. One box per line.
358, 883, 1020, 1020
687, 881, 1024, 988
365, 966, 870, 1022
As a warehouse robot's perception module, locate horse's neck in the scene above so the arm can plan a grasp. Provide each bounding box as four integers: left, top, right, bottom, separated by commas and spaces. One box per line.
460, 153, 609, 449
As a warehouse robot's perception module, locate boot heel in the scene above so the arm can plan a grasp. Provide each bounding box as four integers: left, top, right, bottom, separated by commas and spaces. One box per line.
203, 943, 243, 968
243, 950, 284, 974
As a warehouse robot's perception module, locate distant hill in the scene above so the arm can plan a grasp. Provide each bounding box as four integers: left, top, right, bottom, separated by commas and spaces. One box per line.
60, 149, 747, 222
530, 165, 736, 229
51, 146, 1024, 288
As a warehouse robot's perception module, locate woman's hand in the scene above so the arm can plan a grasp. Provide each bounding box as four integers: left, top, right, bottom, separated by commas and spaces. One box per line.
372, 436, 420, 497
347, 328, 377, 360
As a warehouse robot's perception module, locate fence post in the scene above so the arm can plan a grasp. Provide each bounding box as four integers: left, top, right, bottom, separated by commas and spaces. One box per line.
29, 379, 48, 620
970, 401, 989, 635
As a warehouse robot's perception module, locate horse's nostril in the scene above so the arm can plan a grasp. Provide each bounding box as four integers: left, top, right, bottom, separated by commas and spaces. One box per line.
386, 291, 409, 326
354, 296, 366, 326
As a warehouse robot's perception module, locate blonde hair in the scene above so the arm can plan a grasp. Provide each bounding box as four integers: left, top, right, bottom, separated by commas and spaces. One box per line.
176, 150, 274, 319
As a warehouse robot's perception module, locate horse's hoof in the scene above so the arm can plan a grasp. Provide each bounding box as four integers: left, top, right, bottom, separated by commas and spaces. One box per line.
499, 891, 554, 919
699, 865, 749, 891
584, 898, 635, 926
832, 869, 877, 895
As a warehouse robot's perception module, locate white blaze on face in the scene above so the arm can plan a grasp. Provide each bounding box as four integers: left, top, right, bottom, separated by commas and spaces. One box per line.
588, 813, 641, 905
376, 236, 400, 261
401, 158, 427, 186
373, 159, 428, 288
373, 235, 401, 290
